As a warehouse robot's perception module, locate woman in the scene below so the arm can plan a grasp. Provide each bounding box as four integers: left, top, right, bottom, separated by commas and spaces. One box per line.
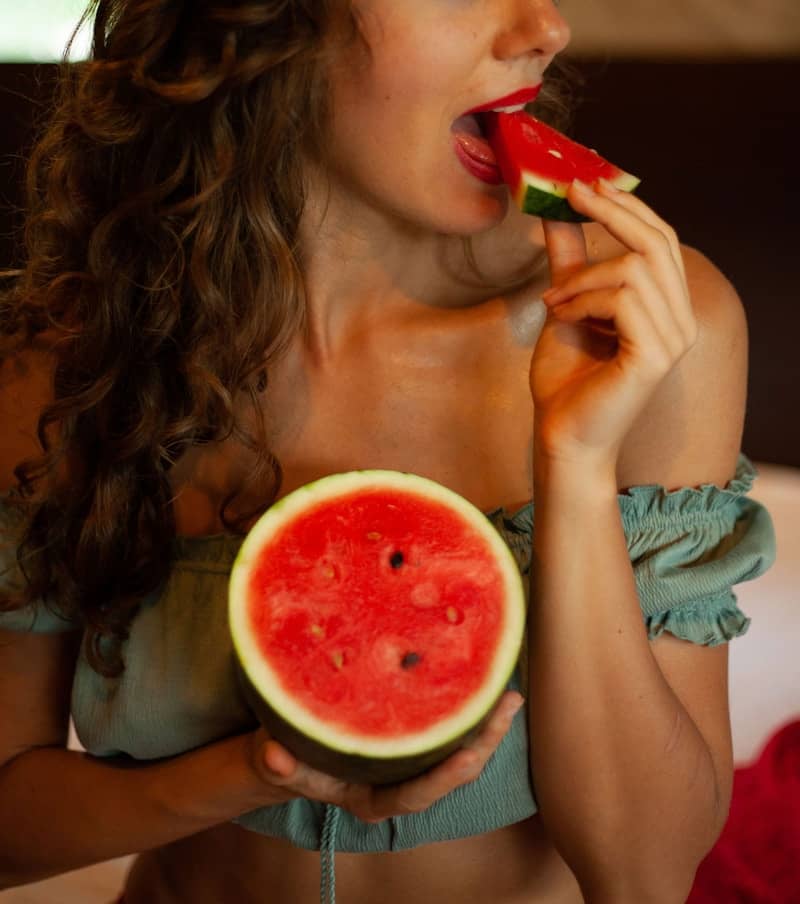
0, 1, 777, 902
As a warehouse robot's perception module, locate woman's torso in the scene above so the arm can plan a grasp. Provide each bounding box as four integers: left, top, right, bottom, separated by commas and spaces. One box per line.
123, 225, 603, 903
124, 817, 583, 903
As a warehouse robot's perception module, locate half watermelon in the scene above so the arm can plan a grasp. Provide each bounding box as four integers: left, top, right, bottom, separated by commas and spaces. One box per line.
483, 111, 640, 222
228, 470, 526, 785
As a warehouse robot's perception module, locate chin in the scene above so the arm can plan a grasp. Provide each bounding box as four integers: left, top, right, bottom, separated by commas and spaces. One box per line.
434, 188, 511, 237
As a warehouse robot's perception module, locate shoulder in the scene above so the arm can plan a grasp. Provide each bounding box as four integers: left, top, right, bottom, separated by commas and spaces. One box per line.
584, 225, 749, 492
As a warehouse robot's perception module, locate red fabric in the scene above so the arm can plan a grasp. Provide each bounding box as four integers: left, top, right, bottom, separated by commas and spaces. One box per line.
688, 719, 800, 903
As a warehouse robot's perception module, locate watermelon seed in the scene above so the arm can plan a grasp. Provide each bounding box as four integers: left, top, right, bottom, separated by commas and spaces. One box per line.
366, 531, 382, 541
401, 652, 421, 670
311, 624, 325, 639
390, 551, 404, 568
331, 651, 344, 670
321, 564, 336, 579
548, 149, 564, 159
446, 606, 464, 625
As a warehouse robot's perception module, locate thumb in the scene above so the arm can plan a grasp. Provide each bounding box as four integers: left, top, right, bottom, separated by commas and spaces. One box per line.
543, 219, 588, 289
262, 738, 300, 782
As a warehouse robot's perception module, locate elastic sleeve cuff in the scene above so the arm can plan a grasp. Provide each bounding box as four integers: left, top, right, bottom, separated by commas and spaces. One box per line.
645, 590, 751, 647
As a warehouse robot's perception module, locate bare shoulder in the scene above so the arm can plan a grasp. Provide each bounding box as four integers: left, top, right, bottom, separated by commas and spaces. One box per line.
0, 334, 58, 491
613, 235, 749, 492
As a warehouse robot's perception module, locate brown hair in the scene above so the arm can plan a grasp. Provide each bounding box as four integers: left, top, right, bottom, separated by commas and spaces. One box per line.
0, 0, 583, 677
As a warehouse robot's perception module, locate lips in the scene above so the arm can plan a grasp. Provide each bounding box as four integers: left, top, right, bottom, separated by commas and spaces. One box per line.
450, 84, 541, 184
464, 85, 542, 116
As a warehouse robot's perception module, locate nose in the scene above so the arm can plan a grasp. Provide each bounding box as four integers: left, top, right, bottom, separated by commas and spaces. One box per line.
492, 0, 572, 61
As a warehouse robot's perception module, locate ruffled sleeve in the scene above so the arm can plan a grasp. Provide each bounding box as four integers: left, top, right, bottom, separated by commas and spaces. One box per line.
0, 492, 80, 634
618, 452, 777, 646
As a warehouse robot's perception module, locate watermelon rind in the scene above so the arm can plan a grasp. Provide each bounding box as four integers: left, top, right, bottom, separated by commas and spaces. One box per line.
516, 170, 641, 223
228, 470, 527, 785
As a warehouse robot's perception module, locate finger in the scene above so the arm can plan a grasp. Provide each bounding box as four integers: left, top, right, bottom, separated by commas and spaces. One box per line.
564, 181, 692, 322
366, 751, 479, 820
543, 218, 588, 288
542, 254, 695, 346
363, 694, 524, 821
595, 179, 686, 282
552, 285, 682, 379
459, 692, 525, 761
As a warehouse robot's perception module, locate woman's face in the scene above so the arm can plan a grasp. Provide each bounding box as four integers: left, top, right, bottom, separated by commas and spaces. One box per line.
321, 0, 571, 237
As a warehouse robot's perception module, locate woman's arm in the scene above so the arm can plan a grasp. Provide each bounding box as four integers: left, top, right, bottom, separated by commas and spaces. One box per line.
528, 192, 748, 902
0, 625, 280, 889
0, 637, 522, 889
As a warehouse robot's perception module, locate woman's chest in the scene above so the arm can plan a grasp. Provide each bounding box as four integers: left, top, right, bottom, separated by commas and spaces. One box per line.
173, 306, 541, 536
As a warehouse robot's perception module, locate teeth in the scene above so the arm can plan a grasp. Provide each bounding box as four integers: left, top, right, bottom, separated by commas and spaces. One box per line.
491, 103, 528, 113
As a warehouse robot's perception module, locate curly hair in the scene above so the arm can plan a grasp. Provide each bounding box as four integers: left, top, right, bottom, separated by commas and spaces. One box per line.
0, 0, 584, 678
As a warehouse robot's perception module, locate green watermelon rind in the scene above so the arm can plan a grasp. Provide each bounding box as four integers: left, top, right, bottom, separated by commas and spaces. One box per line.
515, 171, 642, 223
228, 469, 527, 785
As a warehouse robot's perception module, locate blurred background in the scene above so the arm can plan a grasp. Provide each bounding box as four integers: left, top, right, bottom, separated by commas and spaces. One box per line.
0, 1, 798, 901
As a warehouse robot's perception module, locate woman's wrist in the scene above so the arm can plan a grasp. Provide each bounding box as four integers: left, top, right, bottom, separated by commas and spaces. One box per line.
152, 731, 288, 828
532, 438, 619, 505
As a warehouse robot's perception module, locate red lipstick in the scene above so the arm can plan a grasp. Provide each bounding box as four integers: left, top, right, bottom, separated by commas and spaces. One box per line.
466, 85, 542, 115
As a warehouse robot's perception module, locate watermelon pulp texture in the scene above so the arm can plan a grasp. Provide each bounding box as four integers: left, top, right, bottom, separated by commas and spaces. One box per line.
229, 471, 526, 784
483, 111, 641, 222
247, 489, 504, 735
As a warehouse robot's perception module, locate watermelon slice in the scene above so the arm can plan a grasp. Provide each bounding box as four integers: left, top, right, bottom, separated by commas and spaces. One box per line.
228, 470, 526, 785
483, 111, 640, 222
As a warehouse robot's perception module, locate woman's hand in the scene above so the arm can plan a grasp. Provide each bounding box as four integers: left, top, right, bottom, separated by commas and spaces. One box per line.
243, 690, 524, 823
529, 178, 698, 471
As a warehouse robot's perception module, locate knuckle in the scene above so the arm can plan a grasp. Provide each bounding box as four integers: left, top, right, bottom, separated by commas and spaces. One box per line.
621, 253, 645, 280
650, 345, 674, 374
647, 224, 674, 254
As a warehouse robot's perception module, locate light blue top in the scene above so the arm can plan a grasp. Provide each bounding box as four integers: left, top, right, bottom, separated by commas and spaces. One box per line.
0, 452, 778, 857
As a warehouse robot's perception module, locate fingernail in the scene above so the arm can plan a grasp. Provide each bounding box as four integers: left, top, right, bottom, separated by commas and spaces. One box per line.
598, 177, 619, 193
506, 696, 524, 718
571, 178, 592, 195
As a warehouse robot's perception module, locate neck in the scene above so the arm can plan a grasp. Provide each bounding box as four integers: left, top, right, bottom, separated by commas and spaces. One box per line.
295, 174, 549, 367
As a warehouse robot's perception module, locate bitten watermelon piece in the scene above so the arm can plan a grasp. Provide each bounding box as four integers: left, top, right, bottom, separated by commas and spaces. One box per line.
483, 111, 640, 222
228, 470, 526, 785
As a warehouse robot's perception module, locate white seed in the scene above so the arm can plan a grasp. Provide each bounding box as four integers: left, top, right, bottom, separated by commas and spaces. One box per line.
548, 149, 563, 159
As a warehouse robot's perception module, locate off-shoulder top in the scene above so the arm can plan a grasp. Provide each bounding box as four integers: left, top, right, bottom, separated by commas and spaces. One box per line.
0, 453, 778, 862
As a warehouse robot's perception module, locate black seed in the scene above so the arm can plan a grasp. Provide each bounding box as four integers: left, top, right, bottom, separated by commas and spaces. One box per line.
390, 551, 404, 568
401, 652, 421, 670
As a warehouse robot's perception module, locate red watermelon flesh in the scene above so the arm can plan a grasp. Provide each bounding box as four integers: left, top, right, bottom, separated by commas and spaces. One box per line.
483, 110, 640, 222
246, 489, 504, 736
228, 470, 526, 784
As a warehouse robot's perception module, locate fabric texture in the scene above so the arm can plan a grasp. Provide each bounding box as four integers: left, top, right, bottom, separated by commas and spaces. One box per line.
688, 718, 800, 903
0, 452, 778, 856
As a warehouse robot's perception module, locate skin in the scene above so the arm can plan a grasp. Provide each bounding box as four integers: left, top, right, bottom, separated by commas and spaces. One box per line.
1, 0, 747, 900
